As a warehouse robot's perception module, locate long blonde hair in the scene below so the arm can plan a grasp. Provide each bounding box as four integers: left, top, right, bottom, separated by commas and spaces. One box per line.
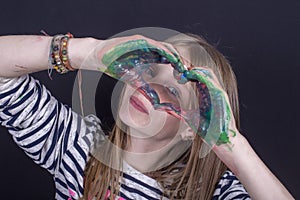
83, 33, 240, 200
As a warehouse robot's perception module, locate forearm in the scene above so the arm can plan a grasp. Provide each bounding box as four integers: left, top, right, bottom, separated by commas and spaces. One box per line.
214, 134, 294, 200
0, 35, 99, 77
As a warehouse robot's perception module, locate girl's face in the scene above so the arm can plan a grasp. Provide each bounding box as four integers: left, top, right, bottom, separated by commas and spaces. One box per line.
118, 64, 195, 140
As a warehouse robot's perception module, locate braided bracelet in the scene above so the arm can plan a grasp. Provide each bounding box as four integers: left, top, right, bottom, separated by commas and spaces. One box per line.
49, 33, 74, 75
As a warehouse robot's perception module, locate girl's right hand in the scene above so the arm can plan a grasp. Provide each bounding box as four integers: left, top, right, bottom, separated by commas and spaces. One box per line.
76, 35, 185, 76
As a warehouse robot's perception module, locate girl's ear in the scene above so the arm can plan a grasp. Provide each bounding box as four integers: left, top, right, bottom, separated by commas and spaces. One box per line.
179, 127, 212, 158
180, 127, 195, 140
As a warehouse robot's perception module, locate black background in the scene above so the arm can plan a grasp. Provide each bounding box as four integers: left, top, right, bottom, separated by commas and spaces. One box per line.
0, 0, 299, 199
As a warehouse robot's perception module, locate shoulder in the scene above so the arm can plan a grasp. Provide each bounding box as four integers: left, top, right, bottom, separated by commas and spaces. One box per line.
212, 170, 251, 200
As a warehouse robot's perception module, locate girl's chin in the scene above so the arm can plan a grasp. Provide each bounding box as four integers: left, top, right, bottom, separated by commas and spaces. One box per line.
129, 107, 151, 126
126, 116, 151, 128
119, 112, 150, 129
119, 114, 162, 138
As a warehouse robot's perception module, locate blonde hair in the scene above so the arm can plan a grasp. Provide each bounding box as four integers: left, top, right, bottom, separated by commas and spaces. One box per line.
83, 33, 240, 200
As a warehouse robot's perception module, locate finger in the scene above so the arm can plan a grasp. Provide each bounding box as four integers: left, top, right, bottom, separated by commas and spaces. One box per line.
180, 67, 235, 146
128, 36, 186, 69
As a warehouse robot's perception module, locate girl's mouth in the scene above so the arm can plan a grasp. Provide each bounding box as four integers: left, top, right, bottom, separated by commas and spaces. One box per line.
129, 95, 149, 114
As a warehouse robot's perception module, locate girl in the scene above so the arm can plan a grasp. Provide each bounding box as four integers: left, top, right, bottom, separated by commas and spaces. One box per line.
0, 32, 294, 200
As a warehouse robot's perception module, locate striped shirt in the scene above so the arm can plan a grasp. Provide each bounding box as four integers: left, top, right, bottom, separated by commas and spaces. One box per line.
0, 75, 251, 200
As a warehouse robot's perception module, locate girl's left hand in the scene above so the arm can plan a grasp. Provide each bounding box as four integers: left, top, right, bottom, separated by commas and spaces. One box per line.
174, 66, 239, 149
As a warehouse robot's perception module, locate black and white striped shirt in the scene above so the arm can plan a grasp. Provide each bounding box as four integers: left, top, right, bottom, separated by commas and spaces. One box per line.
0, 75, 251, 200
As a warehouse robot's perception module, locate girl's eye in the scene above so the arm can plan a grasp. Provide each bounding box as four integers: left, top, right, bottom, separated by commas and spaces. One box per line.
167, 87, 179, 97
144, 67, 155, 78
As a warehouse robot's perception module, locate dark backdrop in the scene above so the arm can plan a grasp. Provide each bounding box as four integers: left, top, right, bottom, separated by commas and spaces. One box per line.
0, 0, 299, 199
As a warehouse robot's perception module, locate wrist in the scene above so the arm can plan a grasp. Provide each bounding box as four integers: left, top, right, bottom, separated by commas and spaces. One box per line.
68, 37, 99, 69
214, 134, 294, 199
213, 133, 255, 175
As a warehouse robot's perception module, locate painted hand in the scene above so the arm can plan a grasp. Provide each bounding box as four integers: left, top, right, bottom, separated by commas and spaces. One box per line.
175, 67, 238, 147
100, 35, 186, 79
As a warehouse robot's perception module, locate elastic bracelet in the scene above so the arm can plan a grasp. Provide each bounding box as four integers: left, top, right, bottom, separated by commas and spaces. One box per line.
60, 33, 75, 71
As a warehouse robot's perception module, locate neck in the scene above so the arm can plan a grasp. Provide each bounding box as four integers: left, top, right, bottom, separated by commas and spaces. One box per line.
124, 127, 191, 173
128, 130, 171, 153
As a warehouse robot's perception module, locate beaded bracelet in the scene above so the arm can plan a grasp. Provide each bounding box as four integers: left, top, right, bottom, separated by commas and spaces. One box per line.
49, 33, 74, 75
61, 33, 75, 71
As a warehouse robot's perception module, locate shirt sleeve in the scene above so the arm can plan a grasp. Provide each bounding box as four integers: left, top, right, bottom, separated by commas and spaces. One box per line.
0, 75, 103, 199
212, 170, 251, 200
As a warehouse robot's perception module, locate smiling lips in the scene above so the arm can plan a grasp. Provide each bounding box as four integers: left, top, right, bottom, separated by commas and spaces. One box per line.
130, 95, 149, 114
